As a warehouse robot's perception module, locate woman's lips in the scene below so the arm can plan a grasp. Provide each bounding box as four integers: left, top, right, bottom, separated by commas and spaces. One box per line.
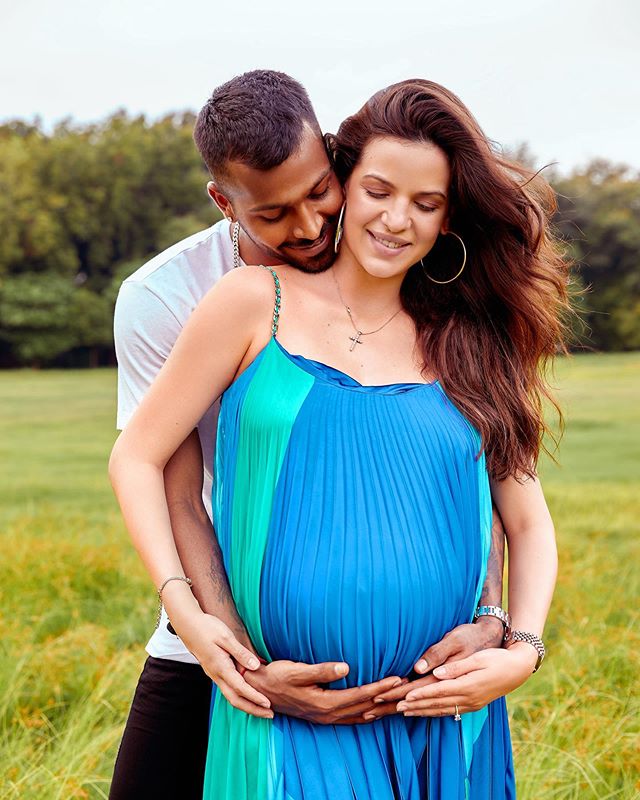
367, 230, 411, 256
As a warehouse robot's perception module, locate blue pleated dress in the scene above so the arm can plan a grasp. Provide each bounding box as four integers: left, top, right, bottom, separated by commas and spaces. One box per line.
203, 267, 516, 799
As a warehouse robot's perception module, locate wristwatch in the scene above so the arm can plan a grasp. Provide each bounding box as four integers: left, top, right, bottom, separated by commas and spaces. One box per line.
506, 630, 546, 673
474, 605, 512, 643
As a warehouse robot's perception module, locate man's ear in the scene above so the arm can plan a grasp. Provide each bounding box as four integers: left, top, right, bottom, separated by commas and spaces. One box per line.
207, 181, 234, 221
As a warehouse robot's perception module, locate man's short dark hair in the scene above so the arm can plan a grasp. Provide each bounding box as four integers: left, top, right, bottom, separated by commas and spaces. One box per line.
194, 70, 321, 185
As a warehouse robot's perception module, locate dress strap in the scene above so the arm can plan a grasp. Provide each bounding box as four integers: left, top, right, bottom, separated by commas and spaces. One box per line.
258, 265, 281, 337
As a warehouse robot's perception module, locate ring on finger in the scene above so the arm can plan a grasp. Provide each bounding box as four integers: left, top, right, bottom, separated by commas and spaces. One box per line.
454, 704, 462, 722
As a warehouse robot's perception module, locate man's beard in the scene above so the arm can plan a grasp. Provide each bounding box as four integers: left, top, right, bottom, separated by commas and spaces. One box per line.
245, 221, 338, 274
285, 243, 336, 274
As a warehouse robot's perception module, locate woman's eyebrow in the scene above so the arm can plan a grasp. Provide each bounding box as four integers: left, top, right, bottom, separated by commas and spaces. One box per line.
417, 190, 447, 200
363, 173, 447, 200
363, 173, 394, 187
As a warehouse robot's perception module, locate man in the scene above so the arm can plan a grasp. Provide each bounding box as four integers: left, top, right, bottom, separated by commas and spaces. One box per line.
110, 70, 506, 798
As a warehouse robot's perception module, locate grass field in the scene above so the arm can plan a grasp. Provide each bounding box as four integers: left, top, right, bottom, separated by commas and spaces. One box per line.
0, 353, 638, 799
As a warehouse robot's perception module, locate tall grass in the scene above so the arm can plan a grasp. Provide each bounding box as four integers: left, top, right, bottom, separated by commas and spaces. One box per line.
0, 355, 638, 798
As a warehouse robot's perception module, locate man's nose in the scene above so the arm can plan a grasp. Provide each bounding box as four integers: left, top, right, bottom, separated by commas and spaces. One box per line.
293, 204, 323, 241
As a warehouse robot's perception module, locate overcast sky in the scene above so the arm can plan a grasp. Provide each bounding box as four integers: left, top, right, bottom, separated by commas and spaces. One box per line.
2, 0, 638, 173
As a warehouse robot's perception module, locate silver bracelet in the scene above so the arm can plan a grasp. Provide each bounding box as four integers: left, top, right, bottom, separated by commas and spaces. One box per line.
474, 605, 512, 643
156, 576, 192, 628
506, 629, 546, 672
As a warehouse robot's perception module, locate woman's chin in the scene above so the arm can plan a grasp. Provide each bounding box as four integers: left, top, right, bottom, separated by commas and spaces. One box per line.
357, 257, 415, 281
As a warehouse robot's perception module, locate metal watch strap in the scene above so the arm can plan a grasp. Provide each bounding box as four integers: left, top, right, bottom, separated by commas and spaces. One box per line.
507, 630, 545, 672
474, 605, 512, 642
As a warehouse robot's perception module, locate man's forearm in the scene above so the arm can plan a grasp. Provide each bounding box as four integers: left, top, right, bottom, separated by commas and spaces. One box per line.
469, 506, 506, 647
163, 429, 254, 652
167, 498, 254, 650
479, 506, 506, 607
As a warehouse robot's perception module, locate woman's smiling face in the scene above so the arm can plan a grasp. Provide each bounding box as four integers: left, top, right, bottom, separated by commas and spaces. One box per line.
342, 136, 451, 279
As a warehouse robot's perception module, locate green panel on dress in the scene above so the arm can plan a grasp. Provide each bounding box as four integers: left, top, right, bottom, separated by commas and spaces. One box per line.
205, 696, 273, 800
203, 337, 314, 800
228, 338, 314, 657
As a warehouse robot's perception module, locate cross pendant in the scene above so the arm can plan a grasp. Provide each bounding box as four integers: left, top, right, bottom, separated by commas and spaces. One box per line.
349, 331, 363, 351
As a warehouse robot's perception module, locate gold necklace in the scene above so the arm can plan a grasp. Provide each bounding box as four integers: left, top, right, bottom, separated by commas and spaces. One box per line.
331, 269, 403, 352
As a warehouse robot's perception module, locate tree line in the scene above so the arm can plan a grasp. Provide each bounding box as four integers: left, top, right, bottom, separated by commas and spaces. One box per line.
0, 113, 638, 367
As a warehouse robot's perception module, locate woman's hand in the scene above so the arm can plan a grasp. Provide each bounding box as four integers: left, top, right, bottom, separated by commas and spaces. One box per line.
398, 645, 537, 717
175, 611, 275, 718
359, 617, 505, 721
367, 644, 538, 720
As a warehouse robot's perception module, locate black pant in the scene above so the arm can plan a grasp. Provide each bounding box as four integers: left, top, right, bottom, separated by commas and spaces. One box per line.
109, 656, 213, 799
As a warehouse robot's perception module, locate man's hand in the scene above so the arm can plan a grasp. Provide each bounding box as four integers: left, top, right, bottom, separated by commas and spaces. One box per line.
176, 611, 274, 719
413, 616, 505, 675
362, 617, 505, 721
244, 660, 406, 725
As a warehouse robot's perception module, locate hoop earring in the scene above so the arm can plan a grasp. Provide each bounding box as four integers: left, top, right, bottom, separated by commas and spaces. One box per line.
421, 231, 467, 284
334, 203, 346, 254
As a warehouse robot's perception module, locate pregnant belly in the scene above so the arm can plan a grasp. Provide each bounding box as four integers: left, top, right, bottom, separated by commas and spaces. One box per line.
258, 519, 473, 687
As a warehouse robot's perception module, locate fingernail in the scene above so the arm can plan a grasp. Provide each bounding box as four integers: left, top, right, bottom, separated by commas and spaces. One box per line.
260, 700, 271, 708
433, 666, 447, 678
415, 659, 429, 673
373, 697, 385, 704
404, 711, 416, 717
248, 657, 260, 669
392, 678, 402, 688
335, 663, 348, 676
405, 693, 416, 701
397, 702, 408, 711
363, 712, 376, 720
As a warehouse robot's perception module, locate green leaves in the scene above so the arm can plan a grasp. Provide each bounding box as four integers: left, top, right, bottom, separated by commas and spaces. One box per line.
1, 112, 636, 363
0, 112, 217, 366
554, 162, 640, 351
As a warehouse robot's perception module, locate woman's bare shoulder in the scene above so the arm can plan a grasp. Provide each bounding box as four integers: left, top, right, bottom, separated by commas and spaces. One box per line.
209, 264, 278, 301
195, 264, 280, 323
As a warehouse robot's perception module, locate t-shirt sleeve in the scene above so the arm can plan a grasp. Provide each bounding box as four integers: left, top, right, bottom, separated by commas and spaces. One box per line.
114, 281, 183, 430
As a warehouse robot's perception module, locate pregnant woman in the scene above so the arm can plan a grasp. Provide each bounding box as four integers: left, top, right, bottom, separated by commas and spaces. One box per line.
110, 79, 564, 798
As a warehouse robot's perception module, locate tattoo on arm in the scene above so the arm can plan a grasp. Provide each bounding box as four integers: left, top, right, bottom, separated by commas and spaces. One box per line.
480, 506, 506, 607
209, 534, 246, 635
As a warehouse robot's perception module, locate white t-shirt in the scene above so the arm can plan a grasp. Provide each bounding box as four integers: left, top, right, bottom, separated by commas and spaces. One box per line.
114, 219, 239, 663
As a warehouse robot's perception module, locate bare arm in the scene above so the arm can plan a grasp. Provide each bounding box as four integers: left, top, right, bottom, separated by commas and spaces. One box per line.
164, 429, 253, 650
114, 277, 277, 715
110, 269, 266, 585
479, 505, 506, 607
491, 473, 558, 641
110, 268, 280, 716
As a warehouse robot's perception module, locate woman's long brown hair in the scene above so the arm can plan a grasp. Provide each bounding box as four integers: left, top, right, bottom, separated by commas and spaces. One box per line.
328, 80, 571, 481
